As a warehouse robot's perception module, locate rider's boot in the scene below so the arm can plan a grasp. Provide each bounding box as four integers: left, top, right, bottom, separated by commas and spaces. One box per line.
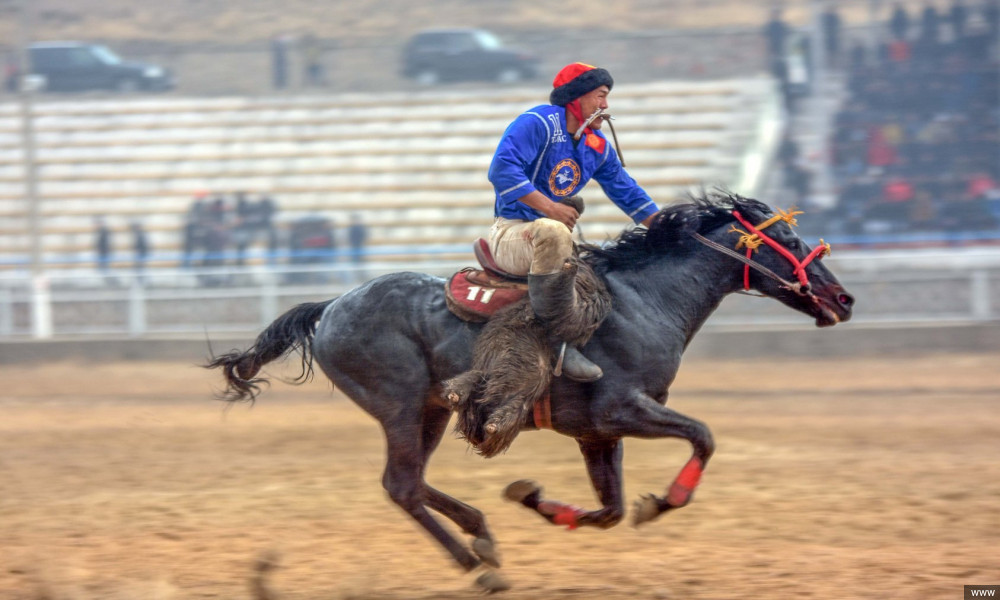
527, 264, 603, 383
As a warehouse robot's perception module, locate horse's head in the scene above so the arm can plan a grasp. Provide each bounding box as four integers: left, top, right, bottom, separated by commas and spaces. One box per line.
712, 200, 855, 327
583, 193, 854, 327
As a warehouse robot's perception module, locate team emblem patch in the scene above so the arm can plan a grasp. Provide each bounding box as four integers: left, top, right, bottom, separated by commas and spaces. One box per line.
549, 159, 581, 197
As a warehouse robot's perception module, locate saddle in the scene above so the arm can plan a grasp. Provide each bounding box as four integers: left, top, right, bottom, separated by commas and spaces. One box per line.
445, 196, 586, 323
445, 239, 528, 323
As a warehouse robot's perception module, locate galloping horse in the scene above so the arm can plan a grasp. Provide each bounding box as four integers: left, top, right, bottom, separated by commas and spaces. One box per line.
207, 193, 854, 592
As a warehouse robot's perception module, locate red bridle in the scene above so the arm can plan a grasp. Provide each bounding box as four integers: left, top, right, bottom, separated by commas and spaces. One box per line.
730, 210, 831, 292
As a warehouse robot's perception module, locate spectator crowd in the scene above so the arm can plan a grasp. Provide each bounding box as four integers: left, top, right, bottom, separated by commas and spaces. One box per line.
826, 1, 1000, 238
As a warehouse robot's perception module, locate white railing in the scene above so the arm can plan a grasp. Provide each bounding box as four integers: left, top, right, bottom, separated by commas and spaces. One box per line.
1, 248, 998, 340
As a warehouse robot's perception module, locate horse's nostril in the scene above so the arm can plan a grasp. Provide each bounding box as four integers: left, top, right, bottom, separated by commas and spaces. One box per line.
838, 293, 855, 308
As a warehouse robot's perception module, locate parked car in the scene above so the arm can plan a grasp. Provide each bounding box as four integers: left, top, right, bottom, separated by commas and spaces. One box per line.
27, 42, 174, 93
401, 28, 538, 85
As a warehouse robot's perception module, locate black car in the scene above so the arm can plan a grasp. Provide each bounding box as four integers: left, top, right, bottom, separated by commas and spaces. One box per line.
28, 42, 174, 93
401, 29, 538, 85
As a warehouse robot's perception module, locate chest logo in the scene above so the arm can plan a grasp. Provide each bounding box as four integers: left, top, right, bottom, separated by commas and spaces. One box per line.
548, 159, 580, 197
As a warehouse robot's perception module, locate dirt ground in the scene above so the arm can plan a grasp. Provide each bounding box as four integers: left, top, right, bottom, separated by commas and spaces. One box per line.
0, 352, 998, 600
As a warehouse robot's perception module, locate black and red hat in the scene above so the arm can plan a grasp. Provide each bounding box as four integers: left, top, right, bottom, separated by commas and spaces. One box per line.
549, 62, 614, 106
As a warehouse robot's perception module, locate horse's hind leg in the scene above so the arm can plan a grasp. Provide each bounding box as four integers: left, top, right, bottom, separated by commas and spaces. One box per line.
380, 423, 480, 571
420, 405, 500, 568
381, 408, 508, 593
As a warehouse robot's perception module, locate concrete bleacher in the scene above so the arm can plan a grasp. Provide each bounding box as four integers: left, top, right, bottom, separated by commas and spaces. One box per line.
0, 78, 777, 268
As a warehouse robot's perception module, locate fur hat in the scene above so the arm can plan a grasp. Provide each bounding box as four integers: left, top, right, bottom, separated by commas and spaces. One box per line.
549, 63, 614, 106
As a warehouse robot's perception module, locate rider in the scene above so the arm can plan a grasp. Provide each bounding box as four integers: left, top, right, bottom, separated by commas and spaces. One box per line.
487, 62, 659, 382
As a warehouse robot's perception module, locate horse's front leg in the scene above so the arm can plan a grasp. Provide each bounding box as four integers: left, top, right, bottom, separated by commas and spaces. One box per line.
611, 390, 715, 526
503, 439, 625, 530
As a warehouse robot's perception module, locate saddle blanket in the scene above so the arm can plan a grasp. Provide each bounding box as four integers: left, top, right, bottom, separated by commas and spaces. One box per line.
445, 268, 528, 322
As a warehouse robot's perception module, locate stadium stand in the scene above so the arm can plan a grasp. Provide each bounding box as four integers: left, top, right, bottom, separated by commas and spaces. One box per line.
0, 78, 778, 269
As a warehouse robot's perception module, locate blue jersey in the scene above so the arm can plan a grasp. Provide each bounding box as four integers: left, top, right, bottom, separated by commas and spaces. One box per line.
488, 104, 658, 224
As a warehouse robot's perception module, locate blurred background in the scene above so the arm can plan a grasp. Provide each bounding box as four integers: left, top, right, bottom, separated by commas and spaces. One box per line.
0, 0, 997, 352
0, 4, 997, 598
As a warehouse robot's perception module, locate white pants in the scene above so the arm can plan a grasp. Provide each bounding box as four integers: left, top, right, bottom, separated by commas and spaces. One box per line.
488, 217, 574, 276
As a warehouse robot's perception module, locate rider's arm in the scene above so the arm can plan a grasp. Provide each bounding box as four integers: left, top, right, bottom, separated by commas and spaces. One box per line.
593, 142, 659, 226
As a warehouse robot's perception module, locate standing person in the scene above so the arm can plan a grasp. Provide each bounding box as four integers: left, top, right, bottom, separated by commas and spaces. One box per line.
487, 62, 659, 382
890, 2, 912, 40
984, 0, 1000, 40
232, 191, 252, 266
271, 35, 290, 90
821, 2, 843, 68
3, 52, 18, 93
920, 3, 942, 46
94, 217, 112, 284
950, 0, 969, 40
347, 212, 368, 282
257, 194, 279, 264
300, 34, 325, 87
763, 8, 791, 79
130, 220, 149, 284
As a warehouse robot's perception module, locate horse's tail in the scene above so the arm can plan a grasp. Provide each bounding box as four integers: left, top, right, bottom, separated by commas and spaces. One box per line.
205, 300, 333, 403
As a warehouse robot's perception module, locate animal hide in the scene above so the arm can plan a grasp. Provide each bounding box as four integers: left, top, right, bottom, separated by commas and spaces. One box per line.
446, 258, 611, 457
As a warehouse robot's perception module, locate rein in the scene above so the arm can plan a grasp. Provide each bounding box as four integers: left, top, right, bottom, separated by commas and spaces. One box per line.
691, 208, 831, 297
574, 108, 626, 167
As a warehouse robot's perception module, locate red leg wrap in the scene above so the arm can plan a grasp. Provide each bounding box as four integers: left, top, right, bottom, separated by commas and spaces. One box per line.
537, 501, 584, 530
666, 456, 704, 507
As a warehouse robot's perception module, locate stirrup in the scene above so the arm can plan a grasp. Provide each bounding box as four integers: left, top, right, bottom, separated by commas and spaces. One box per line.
553, 342, 603, 382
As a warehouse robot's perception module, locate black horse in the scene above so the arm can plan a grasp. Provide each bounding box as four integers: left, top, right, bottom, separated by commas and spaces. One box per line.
207, 193, 854, 592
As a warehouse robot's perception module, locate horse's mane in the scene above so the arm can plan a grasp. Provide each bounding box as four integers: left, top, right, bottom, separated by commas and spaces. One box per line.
581, 191, 772, 273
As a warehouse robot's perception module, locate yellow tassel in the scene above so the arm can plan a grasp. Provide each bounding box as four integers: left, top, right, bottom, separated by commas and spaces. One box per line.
756, 207, 804, 231
728, 225, 763, 251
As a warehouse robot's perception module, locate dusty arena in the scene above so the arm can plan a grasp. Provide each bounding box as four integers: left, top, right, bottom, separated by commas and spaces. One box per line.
1, 352, 997, 599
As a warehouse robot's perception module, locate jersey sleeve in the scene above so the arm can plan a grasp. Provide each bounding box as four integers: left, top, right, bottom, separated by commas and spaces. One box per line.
593, 143, 659, 224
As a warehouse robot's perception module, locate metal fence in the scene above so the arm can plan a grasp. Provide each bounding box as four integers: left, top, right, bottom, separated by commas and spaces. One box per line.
1, 248, 998, 340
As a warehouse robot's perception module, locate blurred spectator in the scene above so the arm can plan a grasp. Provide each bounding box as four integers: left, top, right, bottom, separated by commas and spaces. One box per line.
257, 194, 279, 262
821, 3, 843, 68
233, 191, 252, 266
984, 0, 1000, 39
888, 37, 912, 62
288, 215, 336, 284
829, 2, 999, 242
347, 213, 368, 282
950, 0, 969, 39
966, 172, 998, 199
763, 8, 790, 76
920, 3, 942, 44
94, 217, 112, 281
4, 53, 17, 93
890, 3, 912, 40
301, 34, 326, 87
271, 34, 290, 90
182, 191, 209, 268
131, 221, 149, 283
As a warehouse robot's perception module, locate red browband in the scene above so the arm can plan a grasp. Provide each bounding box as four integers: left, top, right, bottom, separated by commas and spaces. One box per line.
731, 210, 830, 291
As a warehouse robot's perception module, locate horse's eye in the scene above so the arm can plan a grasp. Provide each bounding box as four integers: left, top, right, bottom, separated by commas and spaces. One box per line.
786, 239, 801, 251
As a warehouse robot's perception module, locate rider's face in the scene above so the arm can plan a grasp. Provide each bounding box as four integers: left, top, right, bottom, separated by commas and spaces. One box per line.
577, 86, 610, 129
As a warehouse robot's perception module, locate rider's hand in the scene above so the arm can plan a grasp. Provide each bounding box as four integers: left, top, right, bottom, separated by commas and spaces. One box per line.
545, 201, 579, 231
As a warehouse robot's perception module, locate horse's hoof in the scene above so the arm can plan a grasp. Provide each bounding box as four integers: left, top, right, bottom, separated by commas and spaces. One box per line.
632, 493, 662, 527
472, 537, 501, 568
485, 422, 498, 435
503, 480, 541, 503
475, 569, 511, 594
446, 391, 462, 408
